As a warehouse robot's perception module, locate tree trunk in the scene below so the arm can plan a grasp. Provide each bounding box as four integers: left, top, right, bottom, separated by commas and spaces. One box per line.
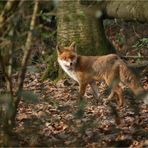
57, 0, 114, 55
105, 0, 148, 22
80, 0, 148, 22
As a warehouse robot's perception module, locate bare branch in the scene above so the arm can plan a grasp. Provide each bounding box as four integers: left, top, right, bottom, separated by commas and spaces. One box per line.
124, 56, 148, 60
0, 0, 19, 33
11, 0, 39, 125
0, 52, 13, 94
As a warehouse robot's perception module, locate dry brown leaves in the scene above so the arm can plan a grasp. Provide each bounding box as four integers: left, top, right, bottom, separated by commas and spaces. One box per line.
11, 71, 148, 147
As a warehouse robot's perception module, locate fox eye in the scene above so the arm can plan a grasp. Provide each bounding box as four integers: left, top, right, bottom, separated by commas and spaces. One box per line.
70, 56, 74, 59
63, 57, 67, 60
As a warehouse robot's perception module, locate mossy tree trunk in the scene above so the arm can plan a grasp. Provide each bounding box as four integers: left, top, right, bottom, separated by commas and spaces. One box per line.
57, 0, 114, 55
43, 0, 115, 80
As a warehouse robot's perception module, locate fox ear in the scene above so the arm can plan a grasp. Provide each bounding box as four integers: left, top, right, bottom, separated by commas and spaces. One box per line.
56, 45, 63, 54
69, 42, 76, 52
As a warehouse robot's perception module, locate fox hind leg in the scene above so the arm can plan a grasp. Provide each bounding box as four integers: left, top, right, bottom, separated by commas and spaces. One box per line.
104, 67, 124, 107
113, 84, 124, 107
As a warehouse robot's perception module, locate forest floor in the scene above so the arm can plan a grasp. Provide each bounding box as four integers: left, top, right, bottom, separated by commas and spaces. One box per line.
11, 71, 148, 147
2, 21, 148, 147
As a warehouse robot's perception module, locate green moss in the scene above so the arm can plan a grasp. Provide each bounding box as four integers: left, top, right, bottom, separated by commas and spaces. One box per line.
75, 40, 108, 56
41, 51, 58, 81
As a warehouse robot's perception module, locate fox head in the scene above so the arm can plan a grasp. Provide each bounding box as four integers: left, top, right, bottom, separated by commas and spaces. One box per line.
57, 42, 77, 70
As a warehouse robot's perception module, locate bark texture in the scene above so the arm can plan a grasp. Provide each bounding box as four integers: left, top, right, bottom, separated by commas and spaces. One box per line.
105, 0, 148, 22
81, 0, 148, 22
57, 0, 114, 55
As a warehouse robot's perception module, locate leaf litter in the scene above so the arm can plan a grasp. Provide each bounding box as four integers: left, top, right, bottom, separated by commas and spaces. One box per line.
10, 71, 148, 147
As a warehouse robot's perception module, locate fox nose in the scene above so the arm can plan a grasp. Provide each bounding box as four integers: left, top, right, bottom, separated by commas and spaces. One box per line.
70, 62, 73, 66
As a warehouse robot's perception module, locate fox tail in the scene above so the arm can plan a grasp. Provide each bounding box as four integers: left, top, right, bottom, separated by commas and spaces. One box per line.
119, 60, 144, 95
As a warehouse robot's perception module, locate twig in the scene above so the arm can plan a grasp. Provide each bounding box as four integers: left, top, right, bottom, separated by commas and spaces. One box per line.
123, 56, 148, 59
25, 11, 57, 19
1, 0, 25, 32
0, 53, 13, 95
11, 0, 39, 125
0, 0, 19, 34
132, 25, 141, 38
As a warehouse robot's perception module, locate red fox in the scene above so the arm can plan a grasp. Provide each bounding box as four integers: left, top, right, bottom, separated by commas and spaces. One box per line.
57, 42, 144, 106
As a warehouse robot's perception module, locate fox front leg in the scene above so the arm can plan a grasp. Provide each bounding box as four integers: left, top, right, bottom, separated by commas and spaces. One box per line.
89, 81, 101, 104
89, 81, 100, 99
78, 83, 87, 100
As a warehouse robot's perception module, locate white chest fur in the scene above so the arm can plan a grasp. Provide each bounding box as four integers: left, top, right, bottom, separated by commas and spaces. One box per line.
58, 59, 79, 82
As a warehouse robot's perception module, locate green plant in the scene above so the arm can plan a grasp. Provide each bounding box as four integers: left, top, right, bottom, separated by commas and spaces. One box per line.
132, 38, 148, 49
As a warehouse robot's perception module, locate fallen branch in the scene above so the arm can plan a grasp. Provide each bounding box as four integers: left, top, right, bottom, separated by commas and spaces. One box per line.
128, 61, 148, 68
127, 61, 148, 76
124, 56, 148, 60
